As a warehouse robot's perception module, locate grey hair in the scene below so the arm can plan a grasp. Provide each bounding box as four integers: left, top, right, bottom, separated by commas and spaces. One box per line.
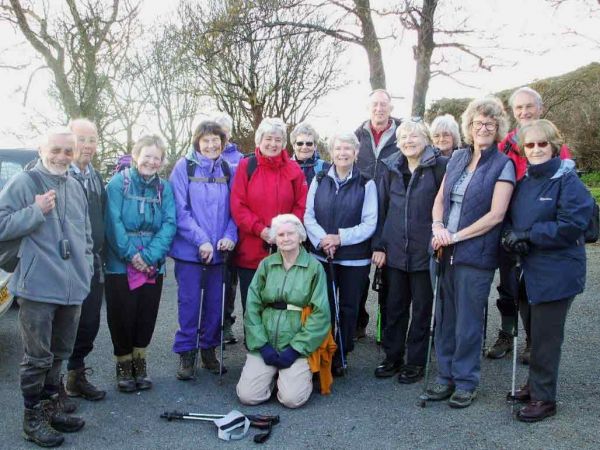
290, 122, 319, 144
429, 114, 461, 148
132, 134, 167, 161
328, 131, 360, 154
461, 96, 509, 145
68, 118, 98, 133
269, 214, 307, 243
254, 117, 287, 147
508, 86, 543, 109
211, 112, 233, 134
397, 120, 432, 144
369, 89, 392, 102
38, 126, 76, 149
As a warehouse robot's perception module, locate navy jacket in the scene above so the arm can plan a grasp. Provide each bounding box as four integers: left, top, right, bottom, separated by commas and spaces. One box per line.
355, 118, 402, 182
373, 146, 447, 272
507, 158, 594, 304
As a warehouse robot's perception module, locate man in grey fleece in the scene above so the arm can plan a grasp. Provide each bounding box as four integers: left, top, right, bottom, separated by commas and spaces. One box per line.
0, 127, 93, 448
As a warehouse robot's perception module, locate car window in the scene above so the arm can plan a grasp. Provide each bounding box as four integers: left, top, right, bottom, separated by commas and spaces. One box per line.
0, 160, 24, 190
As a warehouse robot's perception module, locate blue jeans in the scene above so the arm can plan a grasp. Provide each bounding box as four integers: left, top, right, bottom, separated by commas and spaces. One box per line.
434, 259, 494, 391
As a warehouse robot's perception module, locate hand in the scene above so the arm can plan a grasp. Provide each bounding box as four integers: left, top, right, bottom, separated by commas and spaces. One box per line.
259, 344, 279, 366
513, 241, 530, 256
276, 346, 300, 369
260, 227, 272, 244
199, 242, 214, 263
217, 238, 235, 251
131, 253, 149, 272
320, 234, 341, 252
372, 251, 386, 268
502, 230, 530, 253
432, 225, 453, 247
35, 190, 56, 215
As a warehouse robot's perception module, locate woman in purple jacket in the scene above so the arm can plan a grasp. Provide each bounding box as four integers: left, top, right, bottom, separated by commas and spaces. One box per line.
169, 121, 237, 380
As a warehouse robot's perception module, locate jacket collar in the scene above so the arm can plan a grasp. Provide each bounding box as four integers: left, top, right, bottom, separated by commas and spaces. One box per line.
383, 145, 438, 173
267, 246, 310, 268
36, 160, 68, 184
527, 157, 566, 179
186, 149, 224, 172
255, 147, 288, 169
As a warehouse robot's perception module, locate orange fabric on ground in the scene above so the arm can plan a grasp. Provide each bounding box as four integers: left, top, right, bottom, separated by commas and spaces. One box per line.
301, 306, 337, 395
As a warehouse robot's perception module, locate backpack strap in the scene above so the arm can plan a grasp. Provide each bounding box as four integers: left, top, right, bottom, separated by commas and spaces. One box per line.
315, 169, 328, 184
26, 170, 45, 195
432, 158, 447, 190
246, 155, 258, 180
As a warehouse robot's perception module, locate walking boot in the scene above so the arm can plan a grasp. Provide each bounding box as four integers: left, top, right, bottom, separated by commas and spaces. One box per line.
521, 339, 531, 365
201, 347, 227, 375
486, 329, 512, 359
57, 375, 78, 413
115, 357, 136, 393
425, 383, 454, 401
177, 350, 197, 381
66, 368, 106, 401
132, 347, 152, 390
23, 404, 64, 448
374, 359, 402, 378
42, 395, 85, 433
223, 323, 238, 345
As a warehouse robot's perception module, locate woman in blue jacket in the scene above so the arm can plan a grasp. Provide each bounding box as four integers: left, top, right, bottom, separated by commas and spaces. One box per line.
502, 119, 594, 422
169, 121, 237, 380
105, 135, 176, 393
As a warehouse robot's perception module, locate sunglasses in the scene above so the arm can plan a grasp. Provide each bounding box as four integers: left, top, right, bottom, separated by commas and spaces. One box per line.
295, 141, 314, 147
523, 141, 549, 149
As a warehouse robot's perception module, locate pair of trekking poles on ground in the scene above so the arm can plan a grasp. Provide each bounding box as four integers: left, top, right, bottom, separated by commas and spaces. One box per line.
419, 250, 523, 410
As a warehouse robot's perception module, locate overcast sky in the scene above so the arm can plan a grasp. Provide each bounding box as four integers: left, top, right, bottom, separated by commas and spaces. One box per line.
0, 0, 599, 148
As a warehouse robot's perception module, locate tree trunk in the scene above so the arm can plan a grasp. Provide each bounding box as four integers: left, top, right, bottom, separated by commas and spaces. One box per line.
354, 0, 386, 90
411, 0, 437, 117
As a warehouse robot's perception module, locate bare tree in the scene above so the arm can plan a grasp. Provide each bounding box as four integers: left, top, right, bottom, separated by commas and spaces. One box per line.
178, 0, 344, 147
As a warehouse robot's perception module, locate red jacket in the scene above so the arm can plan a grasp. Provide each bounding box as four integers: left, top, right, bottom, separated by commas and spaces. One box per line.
230, 148, 307, 269
499, 129, 572, 181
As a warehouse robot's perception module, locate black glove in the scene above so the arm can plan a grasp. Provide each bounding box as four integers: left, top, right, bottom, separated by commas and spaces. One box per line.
502, 230, 530, 253
513, 241, 530, 256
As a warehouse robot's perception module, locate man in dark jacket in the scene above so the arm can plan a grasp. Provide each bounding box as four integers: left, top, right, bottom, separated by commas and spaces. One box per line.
63, 119, 107, 403
0, 127, 93, 447
487, 87, 572, 363
354, 89, 401, 338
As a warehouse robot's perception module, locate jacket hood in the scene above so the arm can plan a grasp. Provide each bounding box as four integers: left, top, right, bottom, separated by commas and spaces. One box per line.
185, 148, 225, 172
381, 144, 438, 172
551, 158, 576, 179
254, 147, 290, 169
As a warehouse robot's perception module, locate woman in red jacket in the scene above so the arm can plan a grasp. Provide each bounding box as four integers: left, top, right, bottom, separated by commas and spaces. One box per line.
230, 118, 308, 311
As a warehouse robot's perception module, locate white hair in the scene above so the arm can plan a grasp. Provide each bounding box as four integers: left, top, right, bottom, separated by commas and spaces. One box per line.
269, 214, 307, 243
254, 117, 287, 147
328, 131, 360, 155
38, 126, 76, 149
290, 122, 319, 144
509, 87, 543, 109
68, 118, 98, 133
211, 112, 233, 133
429, 114, 461, 148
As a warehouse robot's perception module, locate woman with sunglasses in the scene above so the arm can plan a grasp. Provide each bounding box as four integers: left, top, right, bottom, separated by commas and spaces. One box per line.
290, 122, 330, 186
501, 119, 594, 422
428, 96, 515, 408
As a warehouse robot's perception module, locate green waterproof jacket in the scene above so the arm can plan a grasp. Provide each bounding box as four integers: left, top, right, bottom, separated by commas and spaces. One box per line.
244, 247, 330, 356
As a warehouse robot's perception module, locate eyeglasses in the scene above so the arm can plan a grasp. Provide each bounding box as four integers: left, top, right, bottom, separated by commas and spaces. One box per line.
471, 121, 497, 131
523, 141, 549, 149
295, 141, 314, 147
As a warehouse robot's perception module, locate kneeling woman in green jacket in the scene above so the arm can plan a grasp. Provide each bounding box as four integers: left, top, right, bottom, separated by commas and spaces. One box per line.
237, 214, 330, 408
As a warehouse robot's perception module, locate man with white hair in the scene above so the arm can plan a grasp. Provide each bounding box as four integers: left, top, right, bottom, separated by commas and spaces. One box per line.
487, 87, 572, 363
0, 127, 93, 447
354, 89, 402, 339
61, 118, 107, 403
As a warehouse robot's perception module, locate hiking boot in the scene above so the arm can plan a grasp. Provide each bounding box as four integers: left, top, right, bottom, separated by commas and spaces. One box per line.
23, 404, 64, 448
374, 359, 402, 378
397, 365, 424, 384
201, 347, 227, 375
486, 329, 512, 359
66, 368, 106, 401
115, 360, 136, 393
425, 383, 455, 401
448, 389, 477, 408
521, 340, 531, 365
177, 350, 197, 381
516, 400, 557, 423
223, 324, 238, 345
42, 396, 85, 433
132, 356, 152, 390
57, 375, 78, 413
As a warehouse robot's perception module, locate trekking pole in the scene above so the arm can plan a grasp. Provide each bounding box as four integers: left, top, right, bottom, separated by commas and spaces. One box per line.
482, 302, 489, 356
419, 248, 442, 408
193, 264, 207, 379
219, 251, 230, 383
507, 256, 522, 413
327, 255, 347, 372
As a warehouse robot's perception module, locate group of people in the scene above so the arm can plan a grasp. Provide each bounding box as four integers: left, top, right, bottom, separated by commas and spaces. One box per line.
0, 85, 594, 448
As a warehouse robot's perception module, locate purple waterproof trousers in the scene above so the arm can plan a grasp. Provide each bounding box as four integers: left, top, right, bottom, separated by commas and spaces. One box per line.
173, 260, 224, 353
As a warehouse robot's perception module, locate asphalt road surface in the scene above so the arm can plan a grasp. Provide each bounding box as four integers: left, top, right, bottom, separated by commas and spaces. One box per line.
1, 250, 600, 449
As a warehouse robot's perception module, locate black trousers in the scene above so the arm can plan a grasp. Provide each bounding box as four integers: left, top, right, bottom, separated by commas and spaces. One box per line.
527, 296, 573, 402
382, 268, 433, 366
357, 275, 371, 329
68, 270, 104, 370
496, 250, 532, 340
105, 274, 163, 357
224, 263, 239, 327
237, 267, 256, 314
322, 262, 370, 360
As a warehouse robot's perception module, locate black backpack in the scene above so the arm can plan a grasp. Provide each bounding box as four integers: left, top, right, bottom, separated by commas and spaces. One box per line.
0, 171, 45, 272
584, 201, 599, 243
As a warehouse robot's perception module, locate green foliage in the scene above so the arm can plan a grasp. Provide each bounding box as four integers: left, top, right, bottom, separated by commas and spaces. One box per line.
581, 171, 600, 187
589, 187, 600, 203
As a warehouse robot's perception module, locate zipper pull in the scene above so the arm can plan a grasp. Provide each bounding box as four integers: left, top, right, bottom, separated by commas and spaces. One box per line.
450, 254, 454, 265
